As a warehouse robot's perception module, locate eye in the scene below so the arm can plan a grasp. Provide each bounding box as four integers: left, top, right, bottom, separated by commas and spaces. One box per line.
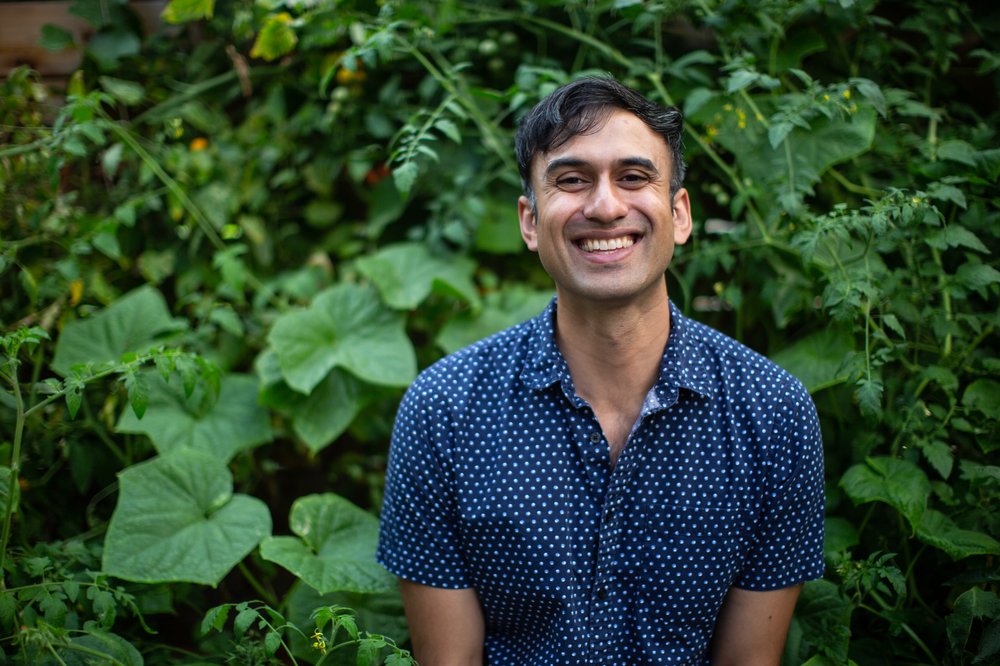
556, 175, 589, 190
620, 172, 650, 186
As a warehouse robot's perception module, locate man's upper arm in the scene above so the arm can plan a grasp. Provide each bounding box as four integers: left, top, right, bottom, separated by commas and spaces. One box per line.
710, 584, 801, 666
400, 579, 484, 666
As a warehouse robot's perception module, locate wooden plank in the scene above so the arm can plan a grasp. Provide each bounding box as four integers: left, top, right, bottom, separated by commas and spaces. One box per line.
0, 1, 167, 78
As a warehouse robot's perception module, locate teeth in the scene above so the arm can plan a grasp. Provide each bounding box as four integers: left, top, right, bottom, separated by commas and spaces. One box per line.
580, 236, 634, 252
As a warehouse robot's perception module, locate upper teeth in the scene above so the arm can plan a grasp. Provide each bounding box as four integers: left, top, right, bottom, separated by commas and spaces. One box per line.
580, 236, 634, 252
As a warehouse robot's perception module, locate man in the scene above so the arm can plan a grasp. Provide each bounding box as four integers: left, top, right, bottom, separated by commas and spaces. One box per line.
377, 77, 825, 665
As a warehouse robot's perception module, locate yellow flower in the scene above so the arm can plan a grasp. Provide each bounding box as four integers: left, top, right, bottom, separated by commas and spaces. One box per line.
822, 94, 830, 102
843, 89, 851, 99
705, 125, 718, 139
190, 137, 208, 152
69, 279, 84, 306
311, 629, 327, 655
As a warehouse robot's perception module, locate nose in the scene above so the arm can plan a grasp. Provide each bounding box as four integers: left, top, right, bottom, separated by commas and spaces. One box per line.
583, 176, 628, 223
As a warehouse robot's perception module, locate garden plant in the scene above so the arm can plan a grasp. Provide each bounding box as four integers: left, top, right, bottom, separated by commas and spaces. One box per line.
1, 0, 998, 664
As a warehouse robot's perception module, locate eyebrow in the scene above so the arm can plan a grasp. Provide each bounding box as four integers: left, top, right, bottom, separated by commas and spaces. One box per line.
543, 156, 661, 178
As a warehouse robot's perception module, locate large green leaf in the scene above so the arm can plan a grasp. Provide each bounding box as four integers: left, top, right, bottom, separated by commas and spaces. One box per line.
916, 509, 1000, 560
256, 351, 368, 454
52, 286, 185, 376
43, 629, 144, 666
947, 588, 1000, 651
771, 327, 855, 393
102, 449, 271, 585
267, 284, 416, 393
840, 456, 930, 531
717, 103, 876, 212
115, 373, 272, 462
436, 285, 553, 354
289, 369, 364, 454
355, 242, 480, 311
963, 379, 1000, 416
259, 493, 396, 594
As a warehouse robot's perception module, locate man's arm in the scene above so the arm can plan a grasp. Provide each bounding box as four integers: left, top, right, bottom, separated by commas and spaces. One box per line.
400, 579, 485, 666
710, 584, 802, 666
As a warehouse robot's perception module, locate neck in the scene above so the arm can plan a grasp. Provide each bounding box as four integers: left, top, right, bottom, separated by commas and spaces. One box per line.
554, 283, 671, 402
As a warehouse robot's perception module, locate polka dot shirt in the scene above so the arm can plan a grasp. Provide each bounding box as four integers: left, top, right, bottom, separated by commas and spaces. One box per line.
377, 299, 825, 665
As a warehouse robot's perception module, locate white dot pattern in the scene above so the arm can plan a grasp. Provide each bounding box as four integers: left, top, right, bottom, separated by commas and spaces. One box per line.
378, 299, 825, 665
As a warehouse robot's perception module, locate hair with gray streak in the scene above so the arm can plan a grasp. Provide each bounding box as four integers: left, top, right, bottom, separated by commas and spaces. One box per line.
514, 77, 686, 206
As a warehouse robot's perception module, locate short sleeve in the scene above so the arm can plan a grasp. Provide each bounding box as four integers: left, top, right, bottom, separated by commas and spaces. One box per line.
377, 375, 472, 588
735, 379, 825, 590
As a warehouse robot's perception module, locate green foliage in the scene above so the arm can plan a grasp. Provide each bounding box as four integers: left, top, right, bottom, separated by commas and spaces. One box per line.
1, 0, 998, 663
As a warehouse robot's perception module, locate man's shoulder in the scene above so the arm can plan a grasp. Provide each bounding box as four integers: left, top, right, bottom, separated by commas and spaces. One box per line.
678, 312, 810, 400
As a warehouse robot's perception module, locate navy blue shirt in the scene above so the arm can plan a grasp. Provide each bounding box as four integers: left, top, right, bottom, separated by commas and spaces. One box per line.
377, 299, 825, 665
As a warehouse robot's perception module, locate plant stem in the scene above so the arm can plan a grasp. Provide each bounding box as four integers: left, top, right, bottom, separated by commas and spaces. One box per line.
930, 246, 952, 357
866, 591, 940, 666
237, 561, 277, 608
0, 366, 25, 589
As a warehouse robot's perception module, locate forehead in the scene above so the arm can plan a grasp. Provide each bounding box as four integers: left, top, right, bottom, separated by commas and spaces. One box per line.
532, 109, 671, 176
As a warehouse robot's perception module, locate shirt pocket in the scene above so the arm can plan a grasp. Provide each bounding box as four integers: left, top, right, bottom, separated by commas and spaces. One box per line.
638, 501, 746, 610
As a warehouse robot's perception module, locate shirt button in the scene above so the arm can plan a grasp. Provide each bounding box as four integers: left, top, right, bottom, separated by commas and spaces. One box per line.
589, 432, 601, 443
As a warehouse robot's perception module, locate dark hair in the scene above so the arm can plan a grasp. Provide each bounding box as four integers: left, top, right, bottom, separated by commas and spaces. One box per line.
514, 77, 686, 204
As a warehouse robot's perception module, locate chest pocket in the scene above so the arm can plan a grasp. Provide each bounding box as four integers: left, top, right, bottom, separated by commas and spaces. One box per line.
639, 501, 748, 608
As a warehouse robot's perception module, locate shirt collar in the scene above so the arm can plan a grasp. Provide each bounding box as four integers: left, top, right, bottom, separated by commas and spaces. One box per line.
520, 297, 716, 399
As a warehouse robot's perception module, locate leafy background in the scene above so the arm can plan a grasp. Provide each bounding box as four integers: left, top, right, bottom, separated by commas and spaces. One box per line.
1, 0, 998, 664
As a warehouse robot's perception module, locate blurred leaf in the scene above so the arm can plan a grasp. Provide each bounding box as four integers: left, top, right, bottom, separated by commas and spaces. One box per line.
840, 456, 930, 530
52, 285, 185, 376
290, 369, 365, 454
947, 588, 1000, 650
916, 509, 1000, 560
124, 369, 148, 419
963, 379, 1000, 416
824, 517, 859, 558
102, 449, 272, 585
260, 493, 396, 594
161, 0, 215, 23
0, 467, 20, 518
251, 13, 297, 61
771, 328, 854, 393
786, 580, 852, 664
52, 629, 144, 666
855, 377, 883, 416
268, 284, 416, 393
99, 76, 145, 105
40, 24, 76, 51
87, 30, 141, 70
392, 162, 419, 196
355, 242, 479, 310
116, 373, 272, 462
936, 140, 978, 166
437, 286, 553, 354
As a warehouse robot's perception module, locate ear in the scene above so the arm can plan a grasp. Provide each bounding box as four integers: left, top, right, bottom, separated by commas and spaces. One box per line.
671, 188, 693, 245
518, 195, 539, 252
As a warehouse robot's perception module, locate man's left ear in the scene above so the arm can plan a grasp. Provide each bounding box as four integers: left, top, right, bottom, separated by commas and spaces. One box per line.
671, 188, 693, 245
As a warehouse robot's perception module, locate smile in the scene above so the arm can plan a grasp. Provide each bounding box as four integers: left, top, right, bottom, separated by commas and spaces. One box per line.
578, 235, 636, 252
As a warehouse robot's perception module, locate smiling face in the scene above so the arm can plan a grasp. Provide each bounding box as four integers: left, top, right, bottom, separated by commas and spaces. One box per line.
518, 108, 692, 309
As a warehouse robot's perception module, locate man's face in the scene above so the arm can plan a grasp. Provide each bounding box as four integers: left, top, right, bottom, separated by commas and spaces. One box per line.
518, 109, 692, 308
